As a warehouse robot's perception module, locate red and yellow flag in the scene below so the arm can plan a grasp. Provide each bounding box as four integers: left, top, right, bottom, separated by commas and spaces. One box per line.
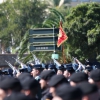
57, 24, 68, 47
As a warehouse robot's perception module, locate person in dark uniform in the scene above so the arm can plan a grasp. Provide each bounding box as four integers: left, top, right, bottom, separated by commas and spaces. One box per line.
69, 72, 88, 86
63, 66, 75, 80
48, 74, 68, 97
78, 82, 100, 100
48, 64, 57, 73
57, 65, 65, 75
31, 64, 43, 81
89, 69, 100, 91
39, 70, 55, 100
0, 77, 22, 96
21, 77, 40, 100
53, 84, 83, 100
4, 92, 33, 100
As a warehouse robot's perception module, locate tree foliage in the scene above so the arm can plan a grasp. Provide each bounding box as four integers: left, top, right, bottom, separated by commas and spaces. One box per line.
0, 0, 48, 51
64, 2, 100, 61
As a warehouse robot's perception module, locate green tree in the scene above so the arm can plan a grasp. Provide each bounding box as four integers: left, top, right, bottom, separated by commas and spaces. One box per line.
64, 2, 100, 61
0, 0, 48, 53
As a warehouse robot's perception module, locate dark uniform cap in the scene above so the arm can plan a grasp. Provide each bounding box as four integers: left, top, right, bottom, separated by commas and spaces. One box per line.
44, 64, 49, 69
40, 70, 55, 81
55, 84, 83, 100
89, 69, 100, 82
19, 68, 28, 73
21, 77, 39, 90
78, 82, 98, 95
66, 63, 72, 67
33, 64, 43, 69
66, 66, 75, 71
70, 72, 88, 83
4, 92, 32, 100
0, 77, 22, 92
49, 75, 68, 87
85, 66, 93, 72
48, 64, 56, 69
57, 65, 64, 70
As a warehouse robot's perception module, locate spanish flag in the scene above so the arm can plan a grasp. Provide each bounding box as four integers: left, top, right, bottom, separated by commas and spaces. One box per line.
57, 23, 68, 47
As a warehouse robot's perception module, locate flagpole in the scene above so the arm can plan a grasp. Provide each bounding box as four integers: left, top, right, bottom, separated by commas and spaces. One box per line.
53, 25, 55, 54
59, 19, 65, 64
62, 44, 65, 63
53, 25, 56, 65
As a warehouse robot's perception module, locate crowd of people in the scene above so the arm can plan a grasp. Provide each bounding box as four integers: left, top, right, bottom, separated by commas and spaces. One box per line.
0, 59, 100, 100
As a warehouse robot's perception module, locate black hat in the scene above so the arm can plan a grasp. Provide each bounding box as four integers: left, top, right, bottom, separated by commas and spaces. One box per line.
89, 69, 100, 82
0, 77, 22, 92
0, 75, 9, 82
78, 82, 98, 95
49, 75, 68, 87
21, 77, 39, 90
40, 70, 55, 81
70, 72, 88, 83
18, 72, 33, 81
55, 84, 83, 100
4, 92, 31, 100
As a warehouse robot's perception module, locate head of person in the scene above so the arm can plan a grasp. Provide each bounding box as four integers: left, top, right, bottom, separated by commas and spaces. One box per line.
49, 74, 68, 97
18, 72, 33, 81
89, 69, 100, 88
48, 64, 57, 73
43, 64, 48, 70
70, 72, 88, 86
14, 63, 19, 69
0, 77, 22, 96
63, 66, 75, 78
4, 92, 32, 100
0, 75, 8, 100
0, 84, 6, 100
78, 82, 99, 100
21, 77, 40, 98
40, 70, 55, 90
57, 65, 65, 75
53, 84, 83, 100
84, 65, 93, 75
31, 64, 43, 77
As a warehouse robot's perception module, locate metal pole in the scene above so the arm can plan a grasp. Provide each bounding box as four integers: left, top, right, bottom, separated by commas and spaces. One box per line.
53, 25, 55, 54
62, 44, 65, 63
0, 39, 2, 54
